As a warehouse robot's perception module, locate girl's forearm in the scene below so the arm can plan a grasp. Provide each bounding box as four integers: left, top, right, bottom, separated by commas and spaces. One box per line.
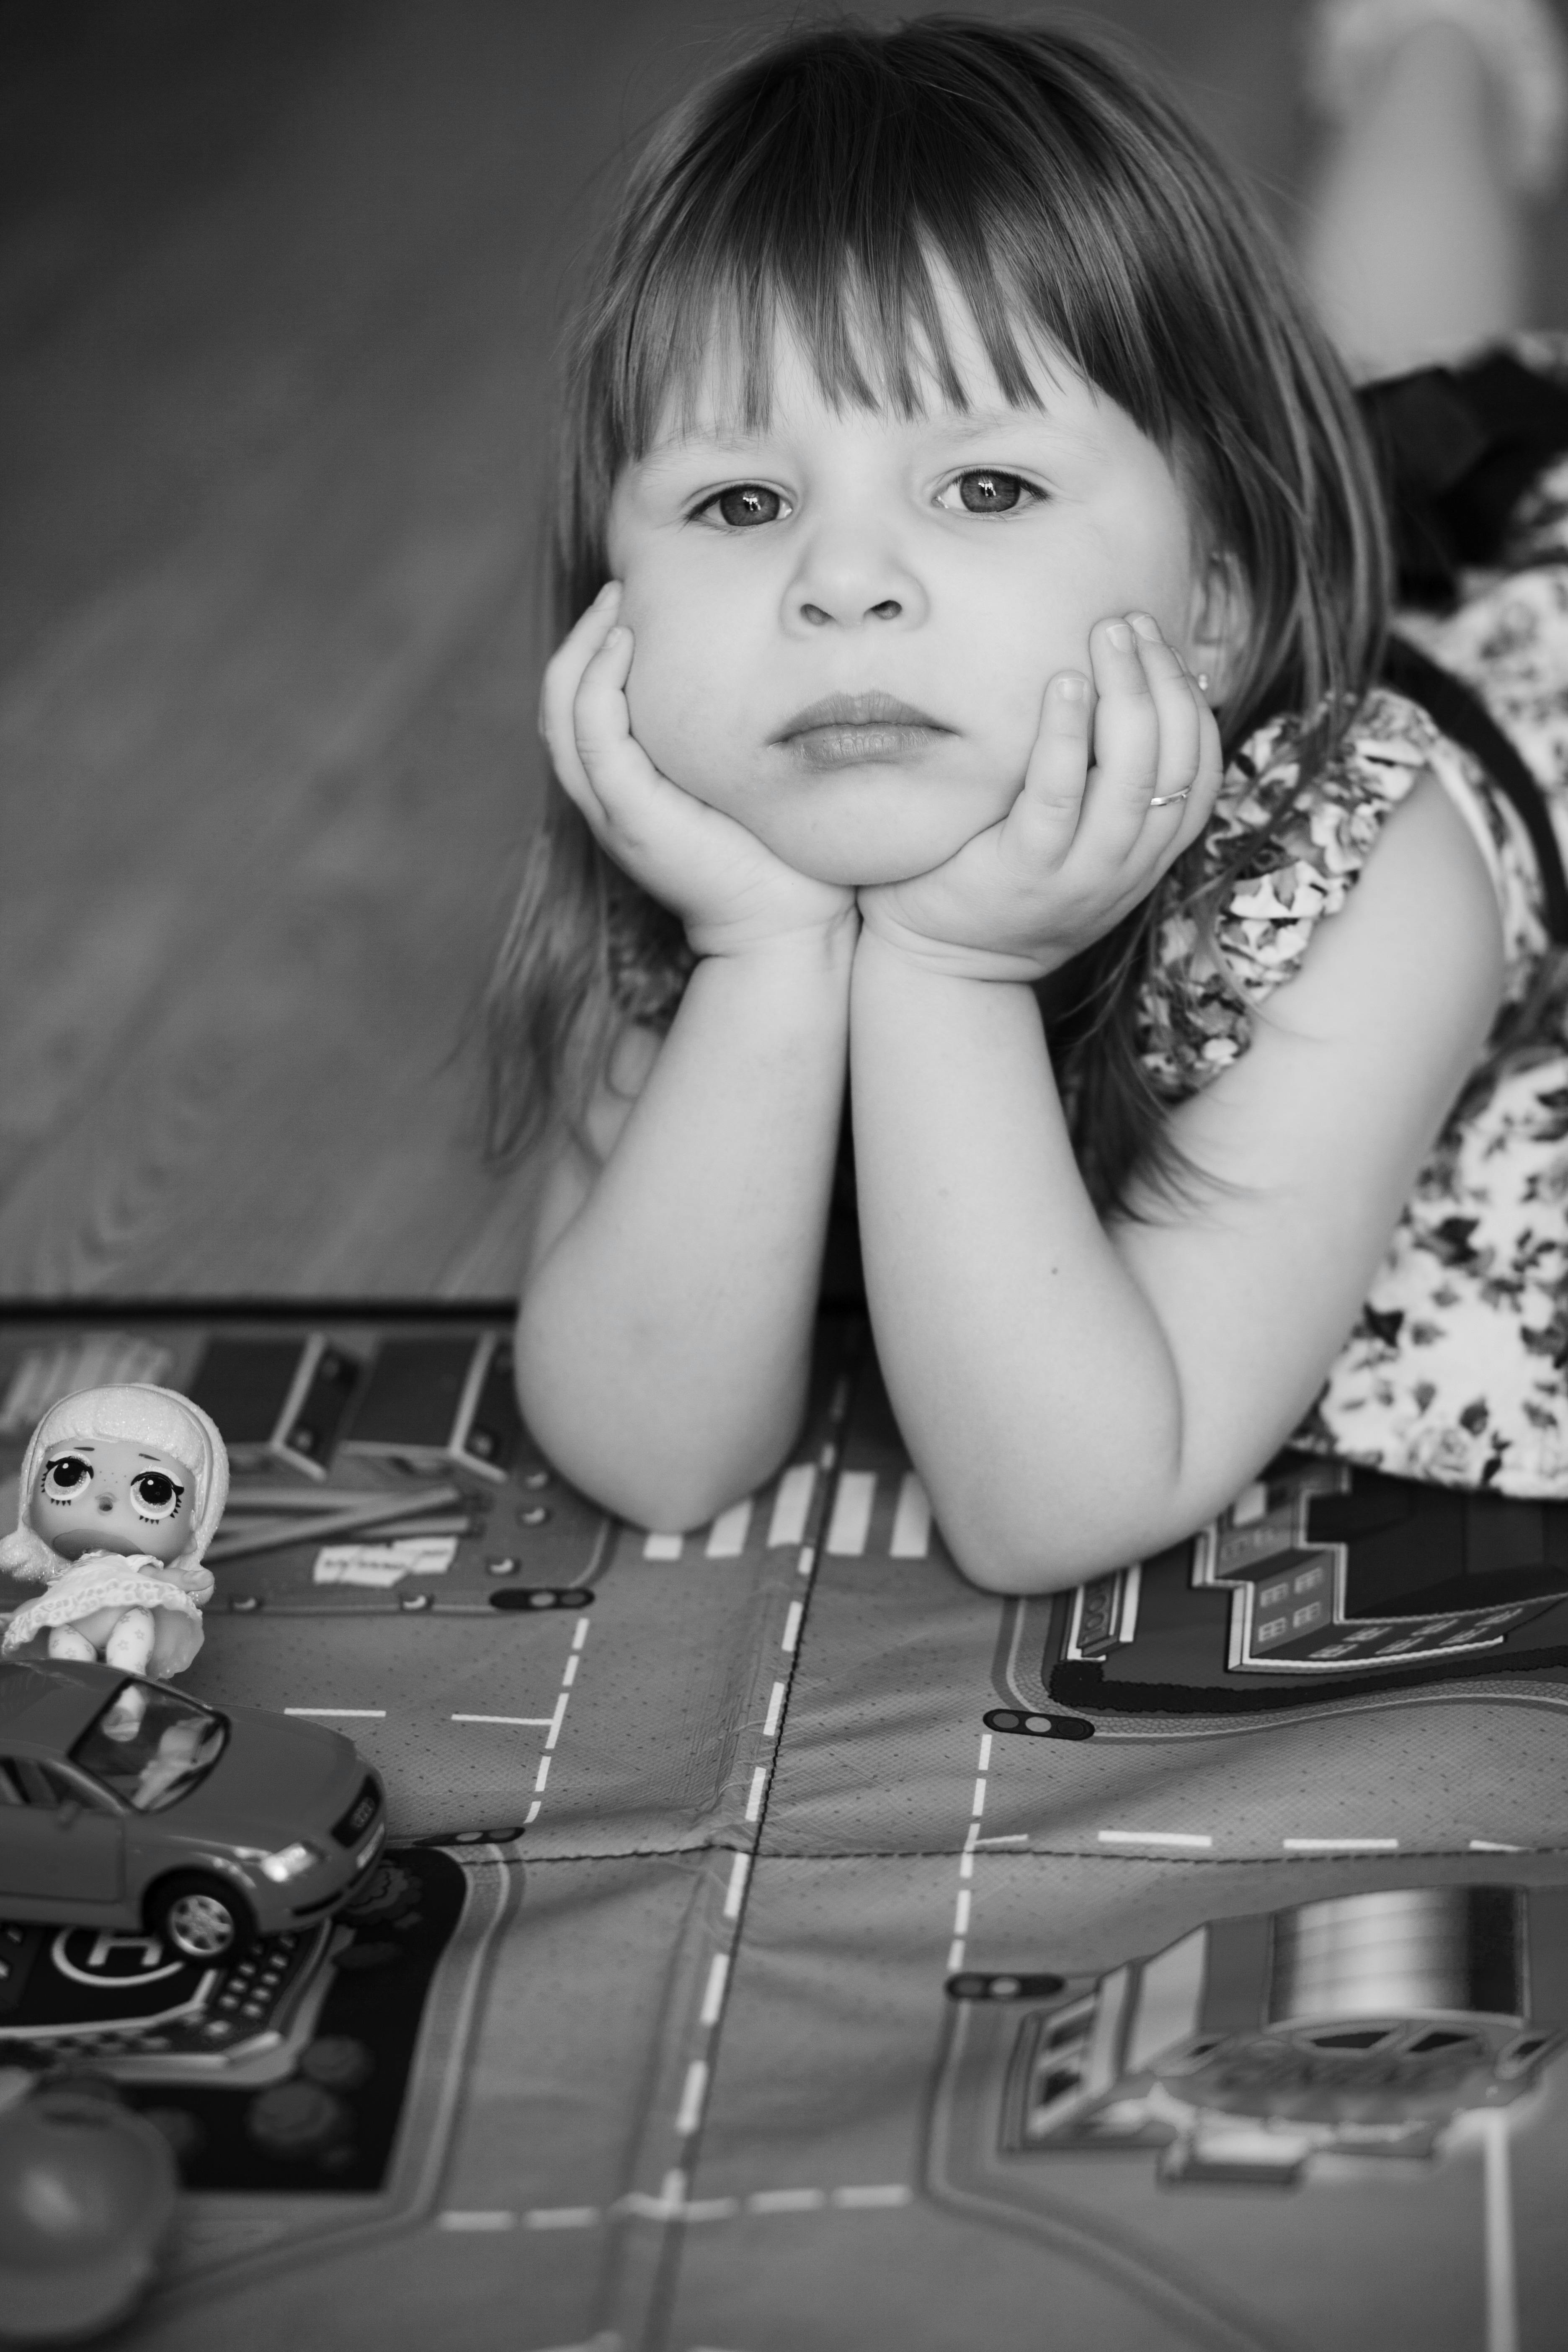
517, 920, 856, 1529
850, 929, 1185, 1591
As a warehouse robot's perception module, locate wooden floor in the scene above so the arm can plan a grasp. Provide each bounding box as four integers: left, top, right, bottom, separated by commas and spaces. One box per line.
1, 0, 1562, 1299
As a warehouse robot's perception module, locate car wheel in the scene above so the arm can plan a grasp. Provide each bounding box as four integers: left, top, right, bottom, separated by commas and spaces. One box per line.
149, 1875, 254, 1962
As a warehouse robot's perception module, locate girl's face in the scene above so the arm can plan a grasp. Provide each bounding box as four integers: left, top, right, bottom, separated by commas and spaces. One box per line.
606, 297, 1235, 885
31, 1436, 195, 1564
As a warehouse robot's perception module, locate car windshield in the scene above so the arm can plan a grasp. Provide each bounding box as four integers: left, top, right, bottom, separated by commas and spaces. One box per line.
72, 1686, 227, 1813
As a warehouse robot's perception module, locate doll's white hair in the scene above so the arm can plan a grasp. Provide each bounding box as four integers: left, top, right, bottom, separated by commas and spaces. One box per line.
0, 1384, 230, 1585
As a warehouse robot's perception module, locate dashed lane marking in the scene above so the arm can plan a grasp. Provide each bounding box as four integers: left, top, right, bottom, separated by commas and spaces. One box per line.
451, 1715, 553, 1726
744, 1767, 767, 1823
284, 1707, 385, 1718
676, 2060, 710, 2136
643, 1531, 683, 1560
948, 1729, 993, 1973
762, 1679, 786, 1738
699, 1953, 729, 2028
1098, 1829, 1214, 1850
723, 1853, 750, 1920
462, 2185, 918, 2230
522, 1617, 591, 1826
748, 2188, 823, 2213
1283, 1836, 1399, 1854
781, 1600, 804, 1655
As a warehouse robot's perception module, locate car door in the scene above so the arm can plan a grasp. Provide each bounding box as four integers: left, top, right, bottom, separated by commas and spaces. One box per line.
0, 1759, 125, 1908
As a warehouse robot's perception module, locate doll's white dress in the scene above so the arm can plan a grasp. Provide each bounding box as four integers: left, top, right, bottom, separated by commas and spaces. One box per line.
3, 1553, 214, 1676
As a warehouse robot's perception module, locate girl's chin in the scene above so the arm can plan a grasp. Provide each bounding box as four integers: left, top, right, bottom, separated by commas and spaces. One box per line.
757, 806, 995, 890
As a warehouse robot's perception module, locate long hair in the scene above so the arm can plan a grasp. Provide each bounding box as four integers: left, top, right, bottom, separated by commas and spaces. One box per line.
485, 13, 1390, 1207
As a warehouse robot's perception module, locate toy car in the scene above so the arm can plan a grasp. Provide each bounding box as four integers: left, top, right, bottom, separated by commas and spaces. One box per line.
0, 1658, 386, 1961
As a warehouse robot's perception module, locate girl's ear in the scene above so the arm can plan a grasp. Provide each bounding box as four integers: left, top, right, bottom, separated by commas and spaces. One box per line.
1185, 550, 1250, 704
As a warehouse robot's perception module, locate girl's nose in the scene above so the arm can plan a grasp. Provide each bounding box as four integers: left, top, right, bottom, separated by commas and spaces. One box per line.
786, 526, 926, 632
96, 1492, 116, 1511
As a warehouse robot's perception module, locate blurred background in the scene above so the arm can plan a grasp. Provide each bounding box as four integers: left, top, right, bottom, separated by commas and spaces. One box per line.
3, 0, 1566, 1302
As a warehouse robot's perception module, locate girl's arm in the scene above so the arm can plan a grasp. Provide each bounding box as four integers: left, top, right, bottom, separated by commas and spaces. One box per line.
852, 774, 1501, 1590
515, 583, 857, 1530
517, 919, 854, 1531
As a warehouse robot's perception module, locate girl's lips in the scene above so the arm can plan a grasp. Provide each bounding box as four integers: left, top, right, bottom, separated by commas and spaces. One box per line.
787, 722, 946, 771
777, 692, 949, 771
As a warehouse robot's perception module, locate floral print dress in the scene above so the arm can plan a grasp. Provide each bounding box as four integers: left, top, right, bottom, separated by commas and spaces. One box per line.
1137, 397, 1568, 1498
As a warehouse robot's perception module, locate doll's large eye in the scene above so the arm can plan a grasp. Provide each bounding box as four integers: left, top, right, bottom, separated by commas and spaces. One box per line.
41, 1456, 92, 1500
130, 1471, 184, 1520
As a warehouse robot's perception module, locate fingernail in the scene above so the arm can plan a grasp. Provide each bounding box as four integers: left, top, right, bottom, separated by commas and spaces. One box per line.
1054, 672, 1089, 702
1105, 619, 1134, 651
604, 623, 627, 647
594, 580, 619, 605
1127, 612, 1162, 642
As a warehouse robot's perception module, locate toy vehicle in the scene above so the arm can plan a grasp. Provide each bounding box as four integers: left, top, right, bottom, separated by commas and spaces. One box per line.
0, 1658, 385, 1961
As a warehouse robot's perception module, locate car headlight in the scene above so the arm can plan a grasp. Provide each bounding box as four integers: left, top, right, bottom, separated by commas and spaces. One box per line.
259, 1840, 325, 1883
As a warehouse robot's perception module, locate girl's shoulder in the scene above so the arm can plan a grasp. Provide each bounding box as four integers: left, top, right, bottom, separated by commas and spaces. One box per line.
1137, 687, 1543, 1097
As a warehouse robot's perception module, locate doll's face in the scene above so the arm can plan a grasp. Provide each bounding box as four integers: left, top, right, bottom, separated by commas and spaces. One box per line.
31, 1437, 196, 1564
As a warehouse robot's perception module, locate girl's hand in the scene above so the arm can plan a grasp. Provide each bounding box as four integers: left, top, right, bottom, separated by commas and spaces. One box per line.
542, 583, 855, 959
856, 612, 1223, 981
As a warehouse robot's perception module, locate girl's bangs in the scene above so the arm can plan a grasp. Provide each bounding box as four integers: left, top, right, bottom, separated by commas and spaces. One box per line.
613, 233, 1058, 464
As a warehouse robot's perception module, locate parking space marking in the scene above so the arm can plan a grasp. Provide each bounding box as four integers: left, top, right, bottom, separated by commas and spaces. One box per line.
825, 1471, 876, 1556
889, 1473, 931, 1559
643, 1531, 684, 1560
767, 1464, 816, 1546
706, 1500, 753, 1558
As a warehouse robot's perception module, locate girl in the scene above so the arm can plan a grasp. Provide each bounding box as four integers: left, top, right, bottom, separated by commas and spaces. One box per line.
488, 6, 1568, 1594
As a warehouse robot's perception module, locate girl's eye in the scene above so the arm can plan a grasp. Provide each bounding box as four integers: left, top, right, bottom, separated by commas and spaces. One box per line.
938, 469, 1039, 516
41, 1456, 91, 1500
130, 1472, 184, 1519
699, 484, 790, 529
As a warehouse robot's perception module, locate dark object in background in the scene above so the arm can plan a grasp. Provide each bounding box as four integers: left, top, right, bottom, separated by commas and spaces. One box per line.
340, 1333, 521, 1482
0, 2078, 177, 2344
187, 1336, 360, 1479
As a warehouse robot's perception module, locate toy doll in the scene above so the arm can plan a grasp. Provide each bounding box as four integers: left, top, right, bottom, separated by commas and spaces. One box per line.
0, 1385, 228, 1737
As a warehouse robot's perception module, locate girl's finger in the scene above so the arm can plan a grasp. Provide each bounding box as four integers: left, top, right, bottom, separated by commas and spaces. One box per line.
539, 581, 623, 812
1075, 616, 1160, 856
1130, 615, 1204, 811
1008, 670, 1094, 861
1157, 689, 1226, 861
571, 623, 641, 797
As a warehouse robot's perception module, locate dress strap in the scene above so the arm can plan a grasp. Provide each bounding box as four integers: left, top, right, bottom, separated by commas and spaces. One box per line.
1381, 633, 1568, 945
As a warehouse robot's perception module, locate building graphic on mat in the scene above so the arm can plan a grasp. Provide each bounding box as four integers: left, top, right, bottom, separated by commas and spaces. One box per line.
952, 1885, 1568, 2189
